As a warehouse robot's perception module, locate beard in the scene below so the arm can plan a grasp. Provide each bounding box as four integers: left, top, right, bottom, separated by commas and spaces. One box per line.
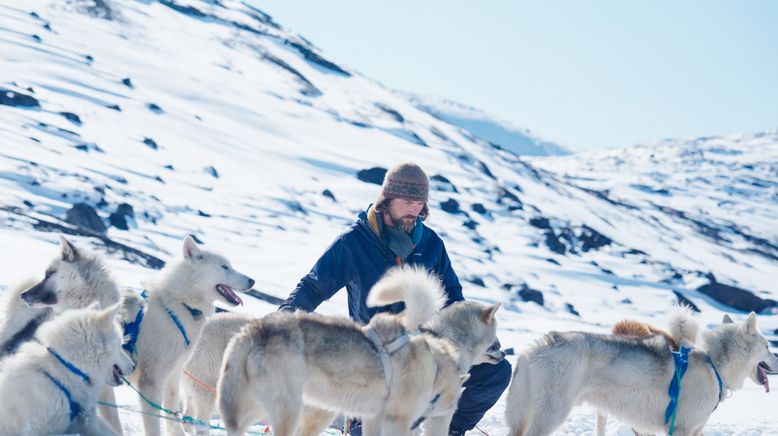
389, 214, 417, 234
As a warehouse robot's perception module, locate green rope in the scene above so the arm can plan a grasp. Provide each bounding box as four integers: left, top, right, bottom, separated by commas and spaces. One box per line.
105, 375, 341, 435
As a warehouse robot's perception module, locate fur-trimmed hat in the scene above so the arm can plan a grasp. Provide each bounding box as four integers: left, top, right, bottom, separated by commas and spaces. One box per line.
376, 163, 429, 203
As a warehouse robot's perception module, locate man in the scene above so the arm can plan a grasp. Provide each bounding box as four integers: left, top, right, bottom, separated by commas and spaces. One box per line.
280, 162, 511, 435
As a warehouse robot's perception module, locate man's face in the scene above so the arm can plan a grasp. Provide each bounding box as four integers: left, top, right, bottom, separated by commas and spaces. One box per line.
385, 198, 425, 233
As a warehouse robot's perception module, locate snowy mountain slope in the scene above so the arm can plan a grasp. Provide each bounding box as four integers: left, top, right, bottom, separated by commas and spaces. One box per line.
1, 0, 777, 434
406, 93, 570, 156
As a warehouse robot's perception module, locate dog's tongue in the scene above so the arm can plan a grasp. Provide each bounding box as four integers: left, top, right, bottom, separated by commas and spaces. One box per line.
217, 284, 243, 305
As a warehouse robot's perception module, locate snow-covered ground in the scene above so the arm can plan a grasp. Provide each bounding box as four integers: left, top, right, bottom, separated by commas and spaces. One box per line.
405, 93, 570, 157
1, 0, 776, 434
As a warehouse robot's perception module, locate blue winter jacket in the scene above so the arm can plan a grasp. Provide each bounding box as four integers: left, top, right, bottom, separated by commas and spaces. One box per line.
279, 208, 464, 324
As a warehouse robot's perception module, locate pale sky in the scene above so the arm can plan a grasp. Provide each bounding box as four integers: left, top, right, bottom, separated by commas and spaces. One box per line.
251, 1, 778, 151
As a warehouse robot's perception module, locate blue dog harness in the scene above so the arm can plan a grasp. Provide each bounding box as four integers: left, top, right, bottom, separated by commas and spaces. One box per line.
122, 291, 147, 358
665, 346, 725, 435
43, 346, 91, 422
122, 290, 201, 355
163, 303, 192, 347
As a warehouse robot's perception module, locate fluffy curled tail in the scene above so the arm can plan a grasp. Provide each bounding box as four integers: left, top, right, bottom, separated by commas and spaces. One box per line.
366, 265, 446, 331
667, 305, 699, 347
612, 306, 699, 350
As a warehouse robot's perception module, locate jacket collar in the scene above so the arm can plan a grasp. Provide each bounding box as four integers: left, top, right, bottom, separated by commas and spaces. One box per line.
358, 204, 424, 246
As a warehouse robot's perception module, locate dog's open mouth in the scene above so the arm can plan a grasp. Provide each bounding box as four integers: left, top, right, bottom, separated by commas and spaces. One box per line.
112, 365, 124, 386
216, 284, 243, 306
757, 361, 772, 393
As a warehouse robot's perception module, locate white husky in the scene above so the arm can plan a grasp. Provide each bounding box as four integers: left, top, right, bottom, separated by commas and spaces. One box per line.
125, 235, 255, 436
506, 311, 778, 436
181, 312, 254, 435
217, 266, 501, 436
0, 303, 135, 435
0, 235, 120, 359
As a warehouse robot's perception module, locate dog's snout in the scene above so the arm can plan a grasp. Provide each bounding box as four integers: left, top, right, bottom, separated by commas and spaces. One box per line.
248, 278, 256, 288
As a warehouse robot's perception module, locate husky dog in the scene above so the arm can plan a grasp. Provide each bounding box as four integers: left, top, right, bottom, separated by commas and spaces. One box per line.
181, 312, 254, 435
0, 303, 135, 436
217, 265, 501, 436
595, 309, 700, 436
0, 235, 120, 359
0, 235, 131, 433
125, 235, 255, 436
506, 311, 778, 436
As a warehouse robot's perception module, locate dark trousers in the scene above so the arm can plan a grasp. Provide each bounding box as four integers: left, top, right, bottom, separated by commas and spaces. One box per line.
349, 359, 512, 435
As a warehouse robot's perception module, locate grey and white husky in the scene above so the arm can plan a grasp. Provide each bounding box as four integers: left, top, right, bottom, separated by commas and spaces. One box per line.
0, 235, 120, 359
506, 311, 778, 436
0, 235, 135, 433
216, 265, 501, 436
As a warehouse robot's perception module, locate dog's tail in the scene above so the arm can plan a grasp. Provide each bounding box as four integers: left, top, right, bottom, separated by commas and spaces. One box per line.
217, 330, 253, 433
667, 306, 699, 348
505, 354, 530, 436
367, 265, 447, 331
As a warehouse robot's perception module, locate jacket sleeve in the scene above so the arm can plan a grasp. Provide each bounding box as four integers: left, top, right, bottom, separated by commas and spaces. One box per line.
278, 235, 352, 313
438, 242, 464, 306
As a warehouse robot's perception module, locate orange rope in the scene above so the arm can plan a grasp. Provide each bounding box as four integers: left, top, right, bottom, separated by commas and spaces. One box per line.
183, 369, 217, 394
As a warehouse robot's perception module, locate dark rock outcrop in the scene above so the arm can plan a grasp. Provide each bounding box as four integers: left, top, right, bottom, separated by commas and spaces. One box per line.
697, 282, 777, 313
0, 88, 40, 108
440, 198, 461, 214
471, 203, 487, 215
322, 189, 336, 202
65, 203, 106, 233
108, 203, 134, 231
518, 285, 544, 306
580, 225, 612, 252
357, 167, 387, 185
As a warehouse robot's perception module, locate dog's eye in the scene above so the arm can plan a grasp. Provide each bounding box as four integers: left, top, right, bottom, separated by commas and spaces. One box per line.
221, 265, 229, 271
45, 269, 55, 278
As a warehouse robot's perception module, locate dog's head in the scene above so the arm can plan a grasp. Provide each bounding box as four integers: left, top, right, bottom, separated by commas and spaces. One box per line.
718, 313, 778, 393
21, 236, 116, 312
474, 337, 506, 365
179, 235, 255, 307
468, 303, 503, 365
37, 302, 135, 387
429, 301, 502, 367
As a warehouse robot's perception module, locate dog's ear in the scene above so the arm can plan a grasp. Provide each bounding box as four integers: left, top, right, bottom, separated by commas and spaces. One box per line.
183, 235, 201, 260
59, 235, 80, 263
98, 302, 122, 324
722, 314, 734, 324
480, 303, 501, 325
742, 312, 758, 334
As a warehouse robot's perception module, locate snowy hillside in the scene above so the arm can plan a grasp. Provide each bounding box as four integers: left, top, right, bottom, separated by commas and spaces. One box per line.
406, 93, 570, 156
1, 0, 777, 434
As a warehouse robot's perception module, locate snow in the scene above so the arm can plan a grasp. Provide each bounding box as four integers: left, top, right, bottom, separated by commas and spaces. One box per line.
405, 93, 570, 157
1, 0, 777, 434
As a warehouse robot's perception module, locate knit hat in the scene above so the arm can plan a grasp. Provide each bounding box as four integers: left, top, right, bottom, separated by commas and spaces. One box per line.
377, 163, 430, 203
